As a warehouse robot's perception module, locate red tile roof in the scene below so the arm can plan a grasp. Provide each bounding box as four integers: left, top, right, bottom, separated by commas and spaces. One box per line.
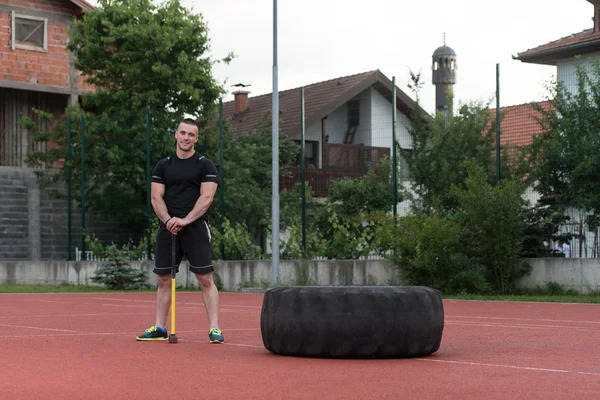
488, 101, 553, 147
515, 28, 600, 64
220, 70, 423, 138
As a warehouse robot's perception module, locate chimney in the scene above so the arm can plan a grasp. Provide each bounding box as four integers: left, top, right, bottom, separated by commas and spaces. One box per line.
591, 0, 600, 32
233, 90, 250, 114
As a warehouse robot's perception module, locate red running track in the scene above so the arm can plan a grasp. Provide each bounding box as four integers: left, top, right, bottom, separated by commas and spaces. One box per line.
0, 292, 599, 399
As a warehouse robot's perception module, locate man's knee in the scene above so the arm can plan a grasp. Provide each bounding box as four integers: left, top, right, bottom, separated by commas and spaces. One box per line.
157, 274, 171, 288
196, 272, 214, 289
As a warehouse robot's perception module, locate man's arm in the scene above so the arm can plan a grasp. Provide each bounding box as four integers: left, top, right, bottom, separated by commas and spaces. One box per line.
182, 182, 218, 225
151, 182, 171, 224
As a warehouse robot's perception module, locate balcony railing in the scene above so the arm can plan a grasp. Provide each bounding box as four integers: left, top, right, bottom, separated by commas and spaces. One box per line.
281, 143, 390, 197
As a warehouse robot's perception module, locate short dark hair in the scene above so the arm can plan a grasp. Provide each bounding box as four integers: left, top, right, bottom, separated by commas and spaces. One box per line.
179, 118, 198, 128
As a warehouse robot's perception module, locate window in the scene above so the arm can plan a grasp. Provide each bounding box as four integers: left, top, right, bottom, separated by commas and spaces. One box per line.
399, 148, 412, 180
294, 140, 318, 168
11, 12, 48, 52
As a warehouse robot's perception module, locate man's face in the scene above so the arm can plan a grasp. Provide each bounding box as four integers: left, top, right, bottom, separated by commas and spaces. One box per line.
175, 122, 198, 152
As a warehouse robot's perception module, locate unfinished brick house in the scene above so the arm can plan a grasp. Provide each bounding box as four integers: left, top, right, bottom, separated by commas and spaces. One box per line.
0, 0, 94, 167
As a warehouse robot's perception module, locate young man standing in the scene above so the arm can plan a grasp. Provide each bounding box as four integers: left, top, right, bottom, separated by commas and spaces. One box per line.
137, 118, 224, 344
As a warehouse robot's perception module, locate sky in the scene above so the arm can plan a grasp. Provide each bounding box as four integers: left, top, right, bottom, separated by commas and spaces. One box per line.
88, 0, 593, 114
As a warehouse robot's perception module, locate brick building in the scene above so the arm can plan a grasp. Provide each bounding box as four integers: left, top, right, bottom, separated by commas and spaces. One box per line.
0, 0, 94, 167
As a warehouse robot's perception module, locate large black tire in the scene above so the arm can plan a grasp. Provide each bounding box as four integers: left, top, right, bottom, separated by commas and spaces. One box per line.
260, 285, 444, 359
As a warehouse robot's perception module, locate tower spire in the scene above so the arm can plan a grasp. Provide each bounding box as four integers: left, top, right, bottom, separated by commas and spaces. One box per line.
431, 38, 457, 115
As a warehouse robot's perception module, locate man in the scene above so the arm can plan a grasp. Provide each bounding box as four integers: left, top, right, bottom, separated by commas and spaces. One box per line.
136, 118, 224, 344
555, 238, 571, 258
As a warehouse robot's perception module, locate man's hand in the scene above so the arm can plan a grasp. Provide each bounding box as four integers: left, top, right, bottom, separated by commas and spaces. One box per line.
166, 217, 188, 235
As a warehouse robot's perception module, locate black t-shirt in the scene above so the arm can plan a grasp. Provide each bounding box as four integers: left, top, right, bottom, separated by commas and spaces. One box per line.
151, 151, 218, 221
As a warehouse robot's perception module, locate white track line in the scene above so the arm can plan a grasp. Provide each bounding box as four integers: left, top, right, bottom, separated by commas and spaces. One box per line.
89, 297, 262, 308
416, 358, 600, 376
0, 312, 153, 319
446, 320, 600, 332
0, 323, 80, 333
449, 315, 600, 325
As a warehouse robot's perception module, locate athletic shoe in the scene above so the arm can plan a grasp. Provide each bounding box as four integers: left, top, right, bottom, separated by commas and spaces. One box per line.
208, 327, 224, 343
136, 326, 168, 341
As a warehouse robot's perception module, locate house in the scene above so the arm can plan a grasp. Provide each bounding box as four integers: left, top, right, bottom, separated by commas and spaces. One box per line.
0, 1, 140, 262
0, 0, 95, 167
514, 0, 600, 97
220, 69, 426, 197
501, 0, 600, 257
492, 0, 600, 151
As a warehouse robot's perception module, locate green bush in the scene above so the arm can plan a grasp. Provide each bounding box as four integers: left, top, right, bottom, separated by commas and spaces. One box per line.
377, 214, 490, 294
211, 218, 263, 260
451, 160, 532, 294
87, 240, 150, 291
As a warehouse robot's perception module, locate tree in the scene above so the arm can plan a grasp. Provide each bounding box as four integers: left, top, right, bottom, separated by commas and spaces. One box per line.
310, 157, 399, 260
196, 112, 301, 254
400, 72, 529, 215
451, 160, 531, 294
528, 60, 600, 253
24, 0, 229, 228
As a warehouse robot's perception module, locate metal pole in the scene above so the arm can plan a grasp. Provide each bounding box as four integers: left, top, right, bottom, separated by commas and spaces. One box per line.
496, 63, 501, 183
300, 87, 306, 256
146, 106, 152, 260
219, 97, 226, 260
392, 76, 397, 216
67, 114, 72, 261
271, 0, 280, 286
81, 113, 86, 260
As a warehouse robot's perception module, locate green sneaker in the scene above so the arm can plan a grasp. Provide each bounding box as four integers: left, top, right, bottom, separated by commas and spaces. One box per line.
136, 326, 168, 341
208, 327, 224, 343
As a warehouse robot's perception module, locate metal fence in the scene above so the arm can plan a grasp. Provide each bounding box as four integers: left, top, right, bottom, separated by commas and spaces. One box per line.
4, 62, 600, 261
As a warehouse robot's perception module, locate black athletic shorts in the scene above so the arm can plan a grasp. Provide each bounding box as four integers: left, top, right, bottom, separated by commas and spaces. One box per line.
153, 219, 214, 275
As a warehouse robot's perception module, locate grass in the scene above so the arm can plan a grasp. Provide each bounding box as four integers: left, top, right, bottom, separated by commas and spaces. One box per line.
443, 293, 600, 304
2, 281, 600, 303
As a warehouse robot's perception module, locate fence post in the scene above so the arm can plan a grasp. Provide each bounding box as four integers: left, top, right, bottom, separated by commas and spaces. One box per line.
146, 106, 152, 260
218, 97, 226, 259
496, 63, 501, 183
392, 76, 397, 217
67, 114, 72, 260
80, 113, 86, 260
300, 87, 306, 256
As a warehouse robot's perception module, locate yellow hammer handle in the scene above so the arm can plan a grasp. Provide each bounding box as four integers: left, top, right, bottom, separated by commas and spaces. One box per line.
171, 277, 176, 335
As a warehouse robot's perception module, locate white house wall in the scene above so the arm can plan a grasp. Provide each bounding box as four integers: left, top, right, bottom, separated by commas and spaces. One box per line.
557, 51, 600, 96
370, 88, 413, 150
323, 88, 372, 145
304, 120, 322, 167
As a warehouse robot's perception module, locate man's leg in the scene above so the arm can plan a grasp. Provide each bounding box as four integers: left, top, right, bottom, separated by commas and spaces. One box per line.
196, 272, 223, 343
182, 220, 223, 343
155, 274, 172, 328
136, 273, 171, 341
137, 224, 178, 341
196, 272, 219, 328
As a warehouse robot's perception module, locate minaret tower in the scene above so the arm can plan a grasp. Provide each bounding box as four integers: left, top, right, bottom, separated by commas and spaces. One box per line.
432, 34, 457, 115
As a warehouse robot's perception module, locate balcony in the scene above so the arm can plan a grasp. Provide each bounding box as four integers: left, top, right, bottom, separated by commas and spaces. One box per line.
281, 143, 390, 197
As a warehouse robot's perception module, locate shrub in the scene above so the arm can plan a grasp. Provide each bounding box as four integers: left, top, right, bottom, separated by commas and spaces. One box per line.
88, 240, 150, 291
377, 214, 491, 294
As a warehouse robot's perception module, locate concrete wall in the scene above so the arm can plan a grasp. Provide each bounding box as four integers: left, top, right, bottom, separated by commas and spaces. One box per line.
0, 259, 403, 291
1, 258, 599, 294
516, 257, 600, 294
